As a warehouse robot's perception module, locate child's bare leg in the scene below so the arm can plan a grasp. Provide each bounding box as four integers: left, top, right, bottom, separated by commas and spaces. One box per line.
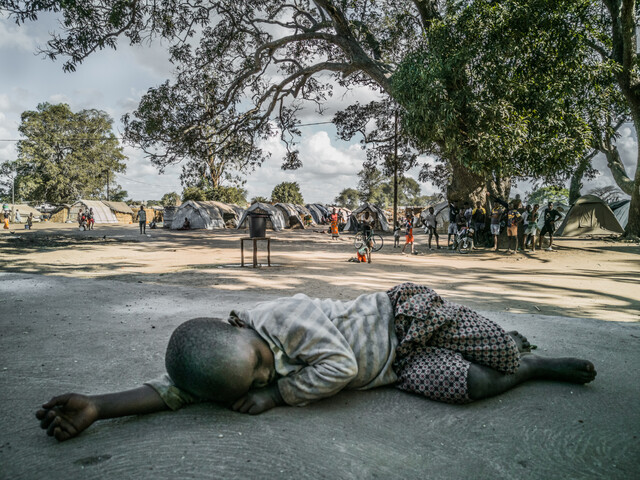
467, 355, 596, 400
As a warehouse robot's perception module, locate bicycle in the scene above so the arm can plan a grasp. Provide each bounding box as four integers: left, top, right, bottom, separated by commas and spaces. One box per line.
353, 230, 384, 252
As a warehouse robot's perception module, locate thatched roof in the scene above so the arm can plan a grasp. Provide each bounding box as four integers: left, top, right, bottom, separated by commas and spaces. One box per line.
102, 201, 134, 214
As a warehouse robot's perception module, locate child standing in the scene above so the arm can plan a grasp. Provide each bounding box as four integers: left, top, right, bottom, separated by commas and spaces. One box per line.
393, 220, 401, 248
36, 283, 596, 442
423, 206, 440, 250
401, 216, 415, 255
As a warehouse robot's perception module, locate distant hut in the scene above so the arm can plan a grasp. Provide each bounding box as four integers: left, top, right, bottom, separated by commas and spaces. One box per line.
237, 202, 286, 231
49, 204, 72, 223
103, 201, 135, 223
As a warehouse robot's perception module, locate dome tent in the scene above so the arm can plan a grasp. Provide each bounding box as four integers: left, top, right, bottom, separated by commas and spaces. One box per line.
344, 203, 391, 233
170, 200, 226, 230
274, 203, 305, 229
555, 195, 624, 237
237, 202, 286, 231
609, 199, 630, 229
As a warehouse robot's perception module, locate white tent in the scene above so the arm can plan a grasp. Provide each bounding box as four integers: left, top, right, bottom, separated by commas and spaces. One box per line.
420, 201, 451, 233
70, 200, 118, 223
208, 201, 242, 227
237, 202, 286, 231
170, 200, 226, 230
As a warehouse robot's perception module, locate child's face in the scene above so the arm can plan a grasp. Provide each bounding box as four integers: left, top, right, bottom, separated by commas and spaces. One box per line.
224, 329, 276, 400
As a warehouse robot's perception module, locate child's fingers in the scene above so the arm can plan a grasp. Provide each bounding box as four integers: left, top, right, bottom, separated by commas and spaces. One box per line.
46, 417, 60, 437
42, 393, 71, 409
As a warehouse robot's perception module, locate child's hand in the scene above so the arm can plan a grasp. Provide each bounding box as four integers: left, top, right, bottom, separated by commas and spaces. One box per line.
35, 393, 99, 442
227, 316, 247, 328
231, 384, 284, 415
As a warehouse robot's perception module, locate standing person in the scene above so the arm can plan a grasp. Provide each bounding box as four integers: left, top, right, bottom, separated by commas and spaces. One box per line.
138, 206, 147, 234
26, 212, 33, 229
15, 209, 21, 224
490, 203, 505, 252
2, 205, 9, 229
520, 205, 531, 250
330, 208, 339, 240
472, 201, 486, 246
447, 201, 459, 249
87, 208, 95, 230
539, 202, 562, 251
506, 201, 522, 254
77, 209, 86, 231
424, 206, 440, 250
463, 202, 473, 227
393, 220, 401, 248
401, 215, 415, 255
524, 204, 540, 252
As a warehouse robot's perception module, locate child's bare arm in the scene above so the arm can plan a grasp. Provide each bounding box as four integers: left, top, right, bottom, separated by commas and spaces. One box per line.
36, 385, 168, 442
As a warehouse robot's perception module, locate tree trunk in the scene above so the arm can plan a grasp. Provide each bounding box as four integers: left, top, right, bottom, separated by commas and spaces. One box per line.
569, 151, 597, 204
626, 138, 640, 237
604, 146, 635, 196
447, 158, 488, 205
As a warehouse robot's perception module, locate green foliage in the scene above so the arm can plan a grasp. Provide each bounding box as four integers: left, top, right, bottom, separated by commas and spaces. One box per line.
182, 186, 206, 202
392, 0, 616, 181
160, 192, 180, 207
10, 103, 126, 203
357, 168, 426, 207
526, 186, 569, 206
205, 186, 247, 205
109, 186, 128, 202
146, 200, 161, 207
334, 188, 360, 210
271, 182, 304, 205
251, 196, 269, 204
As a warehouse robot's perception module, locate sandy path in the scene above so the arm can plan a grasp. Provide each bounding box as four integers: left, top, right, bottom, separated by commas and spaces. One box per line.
1, 223, 638, 322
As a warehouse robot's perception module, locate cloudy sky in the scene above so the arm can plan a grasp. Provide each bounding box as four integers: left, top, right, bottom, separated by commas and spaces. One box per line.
0, 13, 636, 204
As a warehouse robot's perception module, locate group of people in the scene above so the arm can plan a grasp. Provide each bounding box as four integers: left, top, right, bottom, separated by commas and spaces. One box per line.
2, 205, 35, 230
77, 208, 95, 231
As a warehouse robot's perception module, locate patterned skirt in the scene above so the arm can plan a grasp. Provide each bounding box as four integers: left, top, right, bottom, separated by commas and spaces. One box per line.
387, 283, 520, 404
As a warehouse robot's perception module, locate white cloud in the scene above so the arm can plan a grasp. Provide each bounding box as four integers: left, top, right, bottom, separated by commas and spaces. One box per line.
0, 20, 36, 51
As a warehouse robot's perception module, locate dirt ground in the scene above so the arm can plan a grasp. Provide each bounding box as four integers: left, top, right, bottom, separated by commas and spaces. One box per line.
1, 222, 638, 322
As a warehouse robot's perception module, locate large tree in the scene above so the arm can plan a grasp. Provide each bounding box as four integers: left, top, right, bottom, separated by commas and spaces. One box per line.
3, 0, 635, 232
271, 181, 304, 204
6, 103, 126, 203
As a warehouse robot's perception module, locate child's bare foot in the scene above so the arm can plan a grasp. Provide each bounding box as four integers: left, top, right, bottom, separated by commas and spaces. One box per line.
507, 330, 532, 353
35, 393, 99, 441
524, 355, 597, 384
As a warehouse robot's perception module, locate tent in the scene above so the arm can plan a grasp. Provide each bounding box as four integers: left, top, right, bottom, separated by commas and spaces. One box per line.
274, 203, 305, 229
170, 200, 226, 230
208, 201, 242, 228
609, 199, 630, 229
102, 201, 135, 223
555, 195, 624, 236
237, 202, 286, 231
4, 204, 42, 222
344, 204, 391, 232
305, 204, 326, 224
294, 204, 316, 226
70, 200, 118, 223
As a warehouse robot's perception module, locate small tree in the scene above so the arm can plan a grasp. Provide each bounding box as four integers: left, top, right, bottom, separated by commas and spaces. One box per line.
334, 188, 360, 210
161, 192, 180, 207
251, 196, 269, 204
271, 182, 303, 205
527, 186, 570, 206
206, 186, 247, 205
182, 186, 206, 202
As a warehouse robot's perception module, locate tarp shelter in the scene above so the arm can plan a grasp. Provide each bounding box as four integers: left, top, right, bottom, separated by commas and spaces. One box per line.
609, 199, 630, 229
555, 195, 624, 237
163, 206, 178, 229
305, 204, 325, 224
208, 201, 241, 228
70, 200, 118, 224
344, 204, 391, 232
102, 201, 135, 223
294, 205, 316, 226
5, 204, 42, 222
237, 202, 286, 232
274, 203, 305, 229
170, 200, 226, 230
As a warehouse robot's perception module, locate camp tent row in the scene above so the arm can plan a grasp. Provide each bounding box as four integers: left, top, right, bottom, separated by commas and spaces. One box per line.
344, 204, 391, 232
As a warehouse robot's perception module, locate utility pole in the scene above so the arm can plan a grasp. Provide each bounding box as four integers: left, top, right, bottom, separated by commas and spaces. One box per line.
393, 110, 398, 229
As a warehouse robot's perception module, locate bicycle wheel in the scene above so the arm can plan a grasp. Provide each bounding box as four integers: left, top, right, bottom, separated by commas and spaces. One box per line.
370, 234, 384, 252
457, 237, 472, 254
353, 233, 364, 249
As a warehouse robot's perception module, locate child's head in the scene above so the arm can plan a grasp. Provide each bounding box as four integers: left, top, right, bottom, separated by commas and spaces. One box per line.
165, 318, 275, 404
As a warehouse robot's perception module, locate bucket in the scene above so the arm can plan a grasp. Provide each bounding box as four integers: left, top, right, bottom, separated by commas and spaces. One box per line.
248, 213, 269, 238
